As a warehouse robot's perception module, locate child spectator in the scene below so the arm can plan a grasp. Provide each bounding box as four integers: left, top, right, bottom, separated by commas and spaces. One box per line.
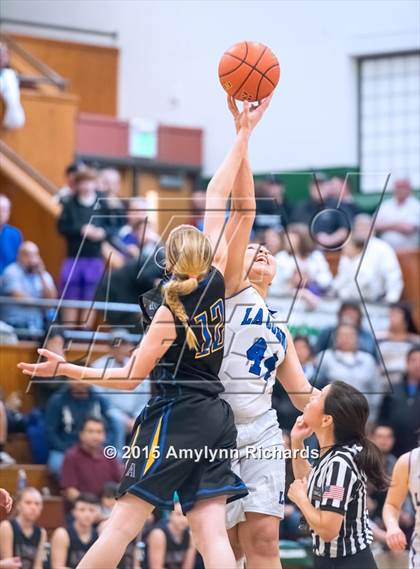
60, 417, 123, 510
376, 302, 420, 384
146, 502, 196, 569
0, 487, 46, 569
54, 161, 86, 205
50, 493, 99, 569
0, 241, 57, 335
45, 383, 118, 477
57, 168, 106, 326
0, 194, 22, 275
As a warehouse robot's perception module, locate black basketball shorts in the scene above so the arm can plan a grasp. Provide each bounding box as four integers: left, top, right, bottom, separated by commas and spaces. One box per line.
117, 390, 248, 513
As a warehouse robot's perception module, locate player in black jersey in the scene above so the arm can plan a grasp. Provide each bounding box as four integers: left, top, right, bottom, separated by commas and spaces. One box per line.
288, 382, 388, 569
18, 98, 271, 569
0, 487, 46, 569
50, 494, 99, 569
146, 502, 196, 569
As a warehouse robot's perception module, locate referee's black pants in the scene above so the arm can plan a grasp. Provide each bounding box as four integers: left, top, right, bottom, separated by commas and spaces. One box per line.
314, 546, 377, 569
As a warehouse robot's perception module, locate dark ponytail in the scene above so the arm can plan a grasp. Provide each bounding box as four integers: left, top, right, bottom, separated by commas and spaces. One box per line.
324, 381, 389, 490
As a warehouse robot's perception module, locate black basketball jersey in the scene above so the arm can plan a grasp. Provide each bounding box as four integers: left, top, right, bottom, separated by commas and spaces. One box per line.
11, 519, 42, 569
151, 524, 190, 569
141, 266, 226, 396
66, 523, 98, 568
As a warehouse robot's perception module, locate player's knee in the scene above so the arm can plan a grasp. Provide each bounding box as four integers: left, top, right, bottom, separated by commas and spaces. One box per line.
191, 519, 227, 553
246, 530, 279, 558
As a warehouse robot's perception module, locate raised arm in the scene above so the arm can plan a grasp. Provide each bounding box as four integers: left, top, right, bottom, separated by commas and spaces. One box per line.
223, 96, 272, 292
18, 306, 176, 391
204, 97, 272, 274
203, 116, 251, 274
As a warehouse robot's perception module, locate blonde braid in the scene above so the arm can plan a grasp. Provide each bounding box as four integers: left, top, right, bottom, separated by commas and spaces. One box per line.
164, 277, 199, 350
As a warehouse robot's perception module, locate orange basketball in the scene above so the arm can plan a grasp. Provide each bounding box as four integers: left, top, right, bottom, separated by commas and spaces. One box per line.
218, 41, 280, 102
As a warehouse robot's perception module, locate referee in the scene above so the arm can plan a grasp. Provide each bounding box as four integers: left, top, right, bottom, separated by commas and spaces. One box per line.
288, 381, 388, 569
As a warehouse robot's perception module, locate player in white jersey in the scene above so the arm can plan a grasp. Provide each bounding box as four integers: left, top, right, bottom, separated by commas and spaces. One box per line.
220, 97, 319, 568
384, 445, 420, 569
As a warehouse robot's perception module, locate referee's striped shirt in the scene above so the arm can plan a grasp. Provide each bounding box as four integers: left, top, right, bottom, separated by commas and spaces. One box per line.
307, 443, 373, 558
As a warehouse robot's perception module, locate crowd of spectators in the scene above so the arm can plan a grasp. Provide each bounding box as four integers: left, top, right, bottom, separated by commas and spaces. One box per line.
0, 167, 419, 567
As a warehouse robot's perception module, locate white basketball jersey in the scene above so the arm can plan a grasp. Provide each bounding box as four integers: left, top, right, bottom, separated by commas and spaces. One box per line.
409, 447, 420, 569
219, 286, 287, 423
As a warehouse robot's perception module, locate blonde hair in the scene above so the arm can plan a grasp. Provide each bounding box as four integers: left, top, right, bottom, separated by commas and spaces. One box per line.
164, 225, 213, 350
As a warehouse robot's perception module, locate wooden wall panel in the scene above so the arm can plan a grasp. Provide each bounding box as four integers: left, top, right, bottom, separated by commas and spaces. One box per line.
0, 89, 78, 186
137, 172, 193, 238
0, 465, 52, 497
11, 34, 118, 116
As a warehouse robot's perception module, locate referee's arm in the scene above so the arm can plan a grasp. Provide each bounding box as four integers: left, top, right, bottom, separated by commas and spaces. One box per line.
276, 328, 320, 411
289, 457, 357, 542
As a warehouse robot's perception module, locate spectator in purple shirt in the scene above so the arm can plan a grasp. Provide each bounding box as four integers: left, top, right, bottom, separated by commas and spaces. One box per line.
0, 194, 22, 275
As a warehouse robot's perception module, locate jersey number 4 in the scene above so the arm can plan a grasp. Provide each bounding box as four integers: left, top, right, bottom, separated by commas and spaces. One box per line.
246, 337, 278, 381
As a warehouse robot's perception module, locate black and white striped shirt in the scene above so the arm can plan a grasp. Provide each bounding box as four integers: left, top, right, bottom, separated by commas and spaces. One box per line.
307, 443, 373, 558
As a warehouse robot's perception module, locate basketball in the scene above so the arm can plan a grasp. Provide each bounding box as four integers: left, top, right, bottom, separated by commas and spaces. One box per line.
218, 41, 280, 102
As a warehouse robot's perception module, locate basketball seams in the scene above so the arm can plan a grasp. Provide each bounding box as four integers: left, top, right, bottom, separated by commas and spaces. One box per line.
220, 42, 249, 77
219, 42, 279, 101
224, 62, 278, 89
260, 63, 279, 87
232, 45, 268, 99
255, 71, 265, 101
219, 55, 248, 78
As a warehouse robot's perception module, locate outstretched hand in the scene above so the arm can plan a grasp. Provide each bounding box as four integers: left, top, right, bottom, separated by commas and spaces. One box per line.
17, 348, 66, 378
227, 94, 273, 133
